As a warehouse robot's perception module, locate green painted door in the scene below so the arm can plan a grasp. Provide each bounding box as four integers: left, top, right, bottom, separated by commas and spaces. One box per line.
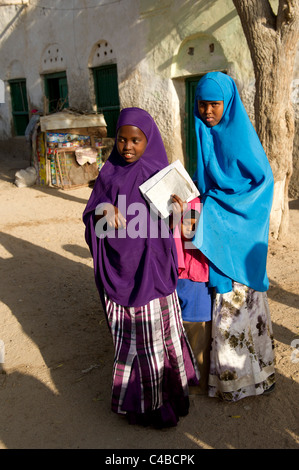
93, 64, 120, 137
59, 77, 68, 108
185, 75, 202, 178
44, 72, 69, 112
9, 79, 29, 135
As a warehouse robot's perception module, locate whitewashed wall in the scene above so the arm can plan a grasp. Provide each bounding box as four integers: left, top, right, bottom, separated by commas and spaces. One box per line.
0, 0, 297, 193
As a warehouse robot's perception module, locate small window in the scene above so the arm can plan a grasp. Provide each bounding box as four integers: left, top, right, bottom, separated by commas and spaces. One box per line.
9, 79, 29, 136
93, 64, 120, 137
44, 71, 69, 113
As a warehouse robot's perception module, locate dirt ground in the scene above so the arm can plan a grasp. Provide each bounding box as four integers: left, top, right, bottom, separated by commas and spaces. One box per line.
0, 145, 298, 450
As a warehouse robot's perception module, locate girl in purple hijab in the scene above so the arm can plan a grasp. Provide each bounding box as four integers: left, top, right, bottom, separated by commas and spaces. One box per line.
83, 107, 198, 427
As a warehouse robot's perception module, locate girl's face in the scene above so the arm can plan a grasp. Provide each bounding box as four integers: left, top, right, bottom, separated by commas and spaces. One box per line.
197, 100, 224, 127
181, 217, 198, 241
117, 125, 147, 163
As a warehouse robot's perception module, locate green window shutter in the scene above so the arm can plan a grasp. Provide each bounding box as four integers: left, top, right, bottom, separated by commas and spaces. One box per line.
9, 79, 29, 136
93, 64, 120, 137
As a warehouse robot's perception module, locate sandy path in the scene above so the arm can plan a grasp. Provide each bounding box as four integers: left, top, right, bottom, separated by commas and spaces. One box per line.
0, 152, 298, 449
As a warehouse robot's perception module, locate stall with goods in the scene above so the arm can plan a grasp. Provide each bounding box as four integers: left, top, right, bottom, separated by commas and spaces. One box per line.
32, 110, 107, 189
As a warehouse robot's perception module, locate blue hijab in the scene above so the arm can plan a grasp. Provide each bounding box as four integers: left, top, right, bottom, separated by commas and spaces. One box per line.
192, 72, 274, 293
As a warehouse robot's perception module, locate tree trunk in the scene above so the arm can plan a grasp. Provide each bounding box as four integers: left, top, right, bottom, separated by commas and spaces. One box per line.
233, 0, 299, 239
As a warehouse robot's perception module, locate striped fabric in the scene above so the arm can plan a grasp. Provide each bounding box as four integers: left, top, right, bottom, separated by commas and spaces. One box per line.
104, 290, 198, 418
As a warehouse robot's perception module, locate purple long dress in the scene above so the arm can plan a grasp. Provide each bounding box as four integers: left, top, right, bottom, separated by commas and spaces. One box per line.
83, 108, 198, 427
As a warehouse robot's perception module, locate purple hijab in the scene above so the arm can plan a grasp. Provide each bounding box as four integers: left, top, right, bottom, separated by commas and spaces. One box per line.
83, 107, 178, 307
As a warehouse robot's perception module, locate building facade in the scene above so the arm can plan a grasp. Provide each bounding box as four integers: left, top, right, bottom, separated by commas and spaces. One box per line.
0, 0, 297, 188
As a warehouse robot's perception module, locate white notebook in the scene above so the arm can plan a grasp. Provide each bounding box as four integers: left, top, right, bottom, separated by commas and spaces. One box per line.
139, 160, 199, 218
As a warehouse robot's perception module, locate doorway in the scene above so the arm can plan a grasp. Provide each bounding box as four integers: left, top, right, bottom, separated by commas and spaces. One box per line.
93, 64, 120, 137
185, 75, 202, 178
9, 78, 29, 135
44, 72, 69, 113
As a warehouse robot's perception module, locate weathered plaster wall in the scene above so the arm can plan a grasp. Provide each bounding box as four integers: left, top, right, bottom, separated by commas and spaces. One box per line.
0, 0, 297, 193
0, 0, 146, 137
0, 1, 251, 143
119, 0, 254, 163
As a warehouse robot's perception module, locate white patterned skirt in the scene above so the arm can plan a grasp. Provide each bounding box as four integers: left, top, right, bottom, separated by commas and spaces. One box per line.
208, 282, 275, 401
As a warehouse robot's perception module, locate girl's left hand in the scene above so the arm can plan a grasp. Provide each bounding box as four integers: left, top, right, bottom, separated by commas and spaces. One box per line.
171, 194, 187, 227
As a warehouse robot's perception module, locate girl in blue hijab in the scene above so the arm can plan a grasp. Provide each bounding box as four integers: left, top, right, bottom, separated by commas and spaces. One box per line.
193, 72, 275, 401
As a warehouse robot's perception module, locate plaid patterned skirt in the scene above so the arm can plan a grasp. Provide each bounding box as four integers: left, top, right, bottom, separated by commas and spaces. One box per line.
208, 282, 275, 401
104, 290, 199, 427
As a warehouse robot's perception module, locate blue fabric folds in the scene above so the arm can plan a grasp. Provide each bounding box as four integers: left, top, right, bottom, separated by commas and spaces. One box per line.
192, 72, 274, 293
177, 279, 212, 322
